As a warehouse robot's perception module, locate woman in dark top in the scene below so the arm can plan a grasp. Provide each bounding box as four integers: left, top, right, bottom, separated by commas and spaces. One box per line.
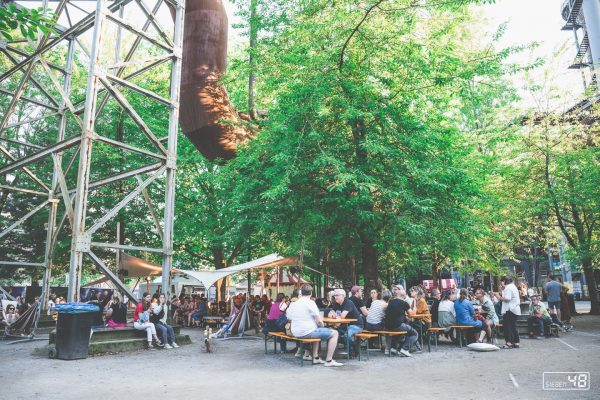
106, 294, 127, 328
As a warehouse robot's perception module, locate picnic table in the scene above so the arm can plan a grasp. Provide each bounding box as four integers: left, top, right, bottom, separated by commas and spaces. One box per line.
411, 313, 431, 347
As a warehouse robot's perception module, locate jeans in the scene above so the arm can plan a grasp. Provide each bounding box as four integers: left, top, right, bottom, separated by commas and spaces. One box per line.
365, 322, 384, 331
527, 316, 551, 335
263, 319, 287, 351
156, 321, 176, 344
388, 323, 418, 351
502, 311, 520, 344
347, 324, 363, 343
134, 321, 156, 342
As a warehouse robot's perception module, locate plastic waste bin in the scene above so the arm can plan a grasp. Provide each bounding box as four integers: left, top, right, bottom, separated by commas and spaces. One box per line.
54, 303, 100, 360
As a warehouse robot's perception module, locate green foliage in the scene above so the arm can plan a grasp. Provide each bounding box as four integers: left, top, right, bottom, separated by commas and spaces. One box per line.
0, 2, 54, 41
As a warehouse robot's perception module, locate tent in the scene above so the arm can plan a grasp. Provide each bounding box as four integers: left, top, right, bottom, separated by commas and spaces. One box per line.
174, 253, 300, 291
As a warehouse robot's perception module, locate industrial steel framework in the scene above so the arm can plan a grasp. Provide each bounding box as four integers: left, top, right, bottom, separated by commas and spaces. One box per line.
0, 0, 184, 306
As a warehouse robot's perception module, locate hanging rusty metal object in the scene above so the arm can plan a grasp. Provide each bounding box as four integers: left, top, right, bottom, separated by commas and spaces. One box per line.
178, 0, 255, 160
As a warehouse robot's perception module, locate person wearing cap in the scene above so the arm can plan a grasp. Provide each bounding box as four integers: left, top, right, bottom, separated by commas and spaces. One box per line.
329, 289, 364, 355
349, 285, 368, 318
527, 294, 551, 339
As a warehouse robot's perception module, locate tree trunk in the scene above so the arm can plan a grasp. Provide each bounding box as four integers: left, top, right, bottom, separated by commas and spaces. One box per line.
213, 247, 227, 301
247, 0, 258, 120
582, 258, 599, 314
432, 264, 440, 290
361, 235, 379, 292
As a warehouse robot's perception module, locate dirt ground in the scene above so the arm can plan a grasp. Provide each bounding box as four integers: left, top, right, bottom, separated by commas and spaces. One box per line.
2, 304, 599, 400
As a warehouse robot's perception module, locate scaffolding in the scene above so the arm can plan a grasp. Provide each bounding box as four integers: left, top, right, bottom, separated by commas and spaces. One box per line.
0, 0, 185, 306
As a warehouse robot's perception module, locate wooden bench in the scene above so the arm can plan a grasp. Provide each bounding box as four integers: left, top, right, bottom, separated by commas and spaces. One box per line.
354, 332, 378, 361
368, 330, 408, 357
265, 332, 321, 366
450, 325, 474, 347
425, 327, 447, 352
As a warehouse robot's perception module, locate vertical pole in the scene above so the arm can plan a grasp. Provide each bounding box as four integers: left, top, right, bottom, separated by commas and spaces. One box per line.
42, 38, 76, 309
116, 221, 121, 270
276, 267, 279, 294
68, 0, 107, 302
161, 0, 185, 304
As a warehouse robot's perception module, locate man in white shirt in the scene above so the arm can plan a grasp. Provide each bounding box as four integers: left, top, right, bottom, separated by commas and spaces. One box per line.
494, 276, 521, 349
286, 284, 343, 367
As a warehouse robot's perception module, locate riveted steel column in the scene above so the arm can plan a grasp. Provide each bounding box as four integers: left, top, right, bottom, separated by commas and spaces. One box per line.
67, 0, 108, 302
42, 38, 76, 310
161, 0, 185, 303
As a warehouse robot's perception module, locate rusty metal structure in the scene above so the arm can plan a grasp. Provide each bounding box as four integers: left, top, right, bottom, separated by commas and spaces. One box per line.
0, 0, 185, 305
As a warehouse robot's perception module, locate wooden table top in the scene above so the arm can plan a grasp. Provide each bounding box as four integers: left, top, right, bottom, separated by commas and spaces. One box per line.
322, 317, 357, 324
412, 313, 431, 318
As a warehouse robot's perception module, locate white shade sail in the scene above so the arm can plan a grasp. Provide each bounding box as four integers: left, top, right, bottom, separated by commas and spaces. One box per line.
174, 253, 299, 290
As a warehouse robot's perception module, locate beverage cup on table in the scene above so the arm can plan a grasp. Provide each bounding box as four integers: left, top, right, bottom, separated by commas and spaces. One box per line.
336, 311, 341, 318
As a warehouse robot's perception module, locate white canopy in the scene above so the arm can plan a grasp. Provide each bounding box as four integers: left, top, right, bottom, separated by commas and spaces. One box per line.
174, 253, 299, 290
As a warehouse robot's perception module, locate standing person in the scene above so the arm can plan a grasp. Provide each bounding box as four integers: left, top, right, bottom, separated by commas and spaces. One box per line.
286, 284, 343, 367
349, 286, 368, 317
365, 290, 390, 331
384, 288, 419, 357
544, 275, 562, 321
494, 276, 521, 349
134, 292, 164, 349
106, 294, 128, 328
261, 294, 272, 315
152, 294, 179, 349
366, 288, 379, 309
47, 294, 57, 315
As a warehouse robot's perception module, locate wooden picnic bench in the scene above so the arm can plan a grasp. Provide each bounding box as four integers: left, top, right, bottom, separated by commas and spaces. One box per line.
367, 330, 408, 357
264, 332, 321, 366
354, 332, 378, 361
450, 325, 474, 347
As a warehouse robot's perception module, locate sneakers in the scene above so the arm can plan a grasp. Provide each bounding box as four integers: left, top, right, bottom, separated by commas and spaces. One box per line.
312, 357, 326, 365
295, 348, 303, 358
399, 348, 412, 357
147, 342, 155, 350
390, 348, 399, 355
535, 336, 544, 340
302, 354, 313, 361
164, 343, 173, 349
171, 342, 179, 348
323, 360, 343, 367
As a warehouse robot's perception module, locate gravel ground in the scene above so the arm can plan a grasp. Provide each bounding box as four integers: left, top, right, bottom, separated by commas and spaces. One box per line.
1, 309, 599, 400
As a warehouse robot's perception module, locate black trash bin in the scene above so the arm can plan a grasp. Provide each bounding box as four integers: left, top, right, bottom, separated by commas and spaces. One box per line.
54, 303, 100, 360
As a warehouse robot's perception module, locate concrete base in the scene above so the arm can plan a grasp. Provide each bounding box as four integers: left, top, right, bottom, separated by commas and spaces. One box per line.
48, 325, 191, 356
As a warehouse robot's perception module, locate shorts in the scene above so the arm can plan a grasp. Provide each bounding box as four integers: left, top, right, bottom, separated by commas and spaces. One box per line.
302, 327, 334, 341
548, 301, 561, 311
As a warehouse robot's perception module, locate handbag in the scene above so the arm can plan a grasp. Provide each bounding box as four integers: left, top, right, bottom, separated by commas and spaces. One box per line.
285, 320, 292, 336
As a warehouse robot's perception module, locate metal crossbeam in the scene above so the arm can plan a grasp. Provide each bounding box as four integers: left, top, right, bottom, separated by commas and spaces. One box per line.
0, 199, 50, 240
86, 251, 138, 304
91, 242, 163, 253
0, 135, 80, 176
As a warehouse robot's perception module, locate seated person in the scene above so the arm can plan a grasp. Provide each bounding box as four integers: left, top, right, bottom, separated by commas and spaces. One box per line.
263, 293, 288, 351
349, 286, 368, 318
134, 292, 164, 349
191, 298, 208, 327
365, 290, 390, 331
429, 289, 441, 327
106, 294, 128, 328
474, 287, 499, 342
454, 288, 484, 342
329, 289, 364, 352
528, 294, 551, 339
384, 288, 419, 357
438, 290, 457, 331
2, 303, 18, 326
411, 287, 431, 350
286, 284, 343, 367
152, 293, 179, 349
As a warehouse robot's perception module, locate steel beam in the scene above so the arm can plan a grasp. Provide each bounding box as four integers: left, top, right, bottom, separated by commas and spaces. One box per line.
0, 135, 80, 176
0, 184, 47, 197
85, 165, 166, 235
0, 285, 17, 300
0, 88, 60, 112
0, 145, 51, 191
162, 0, 185, 302
0, 261, 46, 267
67, 0, 108, 303
0, 137, 44, 150
91, 242, 163, 253
86, 251, 138, 304
135, 175, 163, 241
95, 134, 167, 160
0, 200, 50, 240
